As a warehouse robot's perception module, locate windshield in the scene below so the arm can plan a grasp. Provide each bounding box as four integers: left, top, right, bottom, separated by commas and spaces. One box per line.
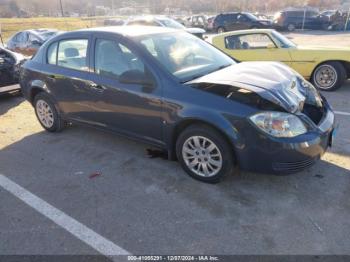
158, 18, 186, 29
271, 31, 297, 48
136, 32, 235, 83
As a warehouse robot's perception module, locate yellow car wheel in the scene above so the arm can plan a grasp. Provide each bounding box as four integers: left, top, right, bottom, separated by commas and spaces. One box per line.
312, 62, 346, 91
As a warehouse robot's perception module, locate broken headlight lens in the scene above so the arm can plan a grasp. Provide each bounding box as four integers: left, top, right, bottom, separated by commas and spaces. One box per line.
298, 78, 323, 107
250, 112, 307, 138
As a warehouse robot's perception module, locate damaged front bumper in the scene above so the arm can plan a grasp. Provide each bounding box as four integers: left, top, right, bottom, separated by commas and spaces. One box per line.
236, 103, 335, 174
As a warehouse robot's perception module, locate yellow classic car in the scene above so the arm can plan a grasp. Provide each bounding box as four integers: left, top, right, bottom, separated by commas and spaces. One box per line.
211, 29, 350, 91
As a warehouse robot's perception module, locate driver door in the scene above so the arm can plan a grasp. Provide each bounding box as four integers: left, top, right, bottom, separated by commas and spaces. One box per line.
222, 33, 292, 66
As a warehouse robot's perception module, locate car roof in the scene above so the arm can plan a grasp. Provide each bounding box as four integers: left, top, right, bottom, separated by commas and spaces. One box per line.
73, 26, 179, 37
220, 12, 239, 14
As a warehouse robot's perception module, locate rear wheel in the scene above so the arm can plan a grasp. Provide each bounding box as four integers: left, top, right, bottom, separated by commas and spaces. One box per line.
176, 124, 235, 183
312, 62, 346, 91
217, 27, 225, 34
34, 92, 65, 132
287, 23, 296, 31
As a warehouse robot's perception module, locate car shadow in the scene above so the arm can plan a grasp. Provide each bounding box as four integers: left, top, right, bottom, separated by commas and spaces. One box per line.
0, 91, 24, 116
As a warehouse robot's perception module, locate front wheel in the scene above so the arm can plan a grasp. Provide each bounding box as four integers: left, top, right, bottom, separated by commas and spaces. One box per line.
312, 62, 346, 91
34, 92, 65, 132
176, 125, 235, 183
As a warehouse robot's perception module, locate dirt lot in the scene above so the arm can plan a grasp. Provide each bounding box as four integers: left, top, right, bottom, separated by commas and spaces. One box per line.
0, 32, 350, 259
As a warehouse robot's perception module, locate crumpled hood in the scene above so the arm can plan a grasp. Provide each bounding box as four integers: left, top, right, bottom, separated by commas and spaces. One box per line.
189, 62, 307, 113
0, 46, 25, 64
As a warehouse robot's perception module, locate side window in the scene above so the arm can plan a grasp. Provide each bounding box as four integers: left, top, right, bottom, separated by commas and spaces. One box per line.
228, 14, 237, 21
13, 33, 21, 42
225, 34, 275, 50
47, 42, 58, 65
140, 38, 158, 58
16, 32, 28, 42
237, 14, 248, 22
57, 39, 88, 71
94, 39, 145, 80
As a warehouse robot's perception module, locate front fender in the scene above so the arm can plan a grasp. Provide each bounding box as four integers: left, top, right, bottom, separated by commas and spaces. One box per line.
164, 107, 245, 159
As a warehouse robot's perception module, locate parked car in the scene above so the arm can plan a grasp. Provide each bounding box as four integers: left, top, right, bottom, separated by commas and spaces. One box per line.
186, 15, 208, 30
211, 29, 350, 91
319, 10, 337, 22
207, 16, 215, 31
20, 26, 335, 183
0, 46, 26, 94
213, 12, 272, 33
104, 18, 125, 26
328, 11, 350, 31
124, 16, 205, 38
273, 10, 329, 31
7, 29, 61, 56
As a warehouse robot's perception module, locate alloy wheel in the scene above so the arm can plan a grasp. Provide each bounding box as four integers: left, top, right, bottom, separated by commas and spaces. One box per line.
287, 24, 295, 31
36, 99, 54, 128
182, 136, 223, 177
218, 28, 225, 34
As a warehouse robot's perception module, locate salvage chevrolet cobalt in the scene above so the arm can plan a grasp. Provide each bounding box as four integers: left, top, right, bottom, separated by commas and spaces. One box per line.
20, 26, 335, 183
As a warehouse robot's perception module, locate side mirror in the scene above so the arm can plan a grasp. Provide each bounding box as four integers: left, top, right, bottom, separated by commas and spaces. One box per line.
119, 69, 154, 87
267, 43, 276, 49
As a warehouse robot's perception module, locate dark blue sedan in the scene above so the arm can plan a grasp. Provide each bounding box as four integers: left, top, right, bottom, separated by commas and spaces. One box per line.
20, 26, 335, 183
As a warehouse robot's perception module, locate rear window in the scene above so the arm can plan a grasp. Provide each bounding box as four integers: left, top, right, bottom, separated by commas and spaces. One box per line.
57, 39, 88, 71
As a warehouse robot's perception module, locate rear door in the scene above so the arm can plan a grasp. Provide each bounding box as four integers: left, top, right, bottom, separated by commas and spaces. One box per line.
222, 33, 292, 65
236, 14, 252, 30
83, 34, 163, 144
224, 14, 238, 31
43, 36, 94, 122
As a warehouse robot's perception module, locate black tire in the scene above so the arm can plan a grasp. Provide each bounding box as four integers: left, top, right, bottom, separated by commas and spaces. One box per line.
311, 61, 346, 92
287, 23, 296, 31
176, 124, 235, 183
217, 27, 225, 34
33, 92, 65, 132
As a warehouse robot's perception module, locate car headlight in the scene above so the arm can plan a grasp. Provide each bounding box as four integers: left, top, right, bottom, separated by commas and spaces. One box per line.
298, 78, 323, 107
250, 112, 307, 138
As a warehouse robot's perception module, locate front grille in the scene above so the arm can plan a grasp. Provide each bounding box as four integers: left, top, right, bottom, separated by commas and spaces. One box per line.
272, 157, 318, 173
